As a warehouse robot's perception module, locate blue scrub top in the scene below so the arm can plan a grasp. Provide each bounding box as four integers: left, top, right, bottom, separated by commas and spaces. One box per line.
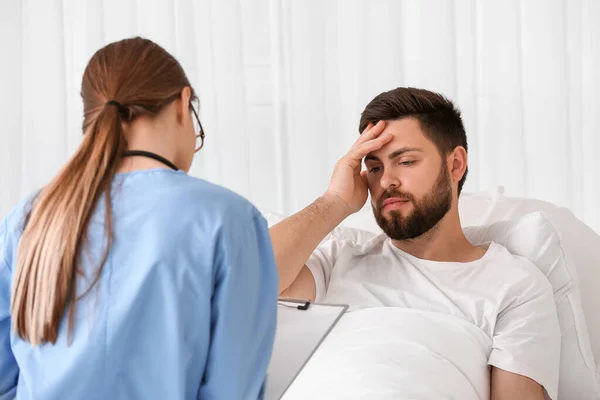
0, 169, 279, 400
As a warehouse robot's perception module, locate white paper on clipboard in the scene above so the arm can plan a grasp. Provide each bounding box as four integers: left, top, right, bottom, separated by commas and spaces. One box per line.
264, 299, 348, 400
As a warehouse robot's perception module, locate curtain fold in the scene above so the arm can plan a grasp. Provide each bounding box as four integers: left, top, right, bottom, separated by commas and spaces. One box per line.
1, 0, 598, 233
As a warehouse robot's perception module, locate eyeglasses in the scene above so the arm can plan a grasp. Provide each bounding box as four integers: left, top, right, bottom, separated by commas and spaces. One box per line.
190, 100, 205, 152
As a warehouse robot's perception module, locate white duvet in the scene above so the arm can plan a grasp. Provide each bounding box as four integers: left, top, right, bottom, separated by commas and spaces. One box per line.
283, 307, 492, 400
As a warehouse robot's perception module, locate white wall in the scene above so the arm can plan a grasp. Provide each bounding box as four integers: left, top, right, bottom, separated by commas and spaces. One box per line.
1, 0, 599, 233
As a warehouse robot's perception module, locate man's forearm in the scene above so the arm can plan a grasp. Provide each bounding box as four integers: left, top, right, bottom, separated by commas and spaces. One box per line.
490, 367, 545, 400
269, 193, 350, 292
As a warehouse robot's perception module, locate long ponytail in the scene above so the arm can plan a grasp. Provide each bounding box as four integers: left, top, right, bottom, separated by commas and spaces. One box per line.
11, 104, 125, 345
11, 36, 195, 345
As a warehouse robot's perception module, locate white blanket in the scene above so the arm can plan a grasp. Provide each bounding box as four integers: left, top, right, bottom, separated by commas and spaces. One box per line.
283, 307, 492, 400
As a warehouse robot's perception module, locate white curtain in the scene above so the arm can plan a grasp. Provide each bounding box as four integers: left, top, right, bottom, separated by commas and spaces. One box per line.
1, 0, 599, 233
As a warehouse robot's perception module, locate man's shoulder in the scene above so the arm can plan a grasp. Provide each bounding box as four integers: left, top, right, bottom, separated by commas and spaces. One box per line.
486, 242, 553, 296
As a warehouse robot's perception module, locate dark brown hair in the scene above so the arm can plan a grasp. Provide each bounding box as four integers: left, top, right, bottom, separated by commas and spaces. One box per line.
359, 87, 468, 194
11, 37, 195, 345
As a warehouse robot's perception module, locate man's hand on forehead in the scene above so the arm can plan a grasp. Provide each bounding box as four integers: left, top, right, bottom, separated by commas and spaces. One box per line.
324, 121, 392, 215
346, 121, 391, 167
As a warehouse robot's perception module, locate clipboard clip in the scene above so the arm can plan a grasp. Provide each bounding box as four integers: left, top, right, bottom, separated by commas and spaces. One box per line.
278, 299, 311, 311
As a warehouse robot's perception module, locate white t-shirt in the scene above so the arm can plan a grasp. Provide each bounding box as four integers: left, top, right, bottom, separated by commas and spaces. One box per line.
305, 232, 560, 399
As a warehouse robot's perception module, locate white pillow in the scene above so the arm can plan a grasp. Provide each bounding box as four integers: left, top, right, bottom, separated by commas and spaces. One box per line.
458, 188, 600, 376
464, 212, 599, 399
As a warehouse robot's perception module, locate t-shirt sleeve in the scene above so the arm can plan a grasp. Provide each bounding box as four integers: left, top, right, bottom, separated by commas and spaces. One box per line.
305, 237, 347, 303
488, 261, 561, 400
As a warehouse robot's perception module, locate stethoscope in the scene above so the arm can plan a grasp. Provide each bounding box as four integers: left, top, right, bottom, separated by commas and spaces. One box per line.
122, 150, 179, 171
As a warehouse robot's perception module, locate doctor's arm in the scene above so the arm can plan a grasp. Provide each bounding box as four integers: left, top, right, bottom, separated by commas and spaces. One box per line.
0, 220, 18, 399
198, 212, 279, 399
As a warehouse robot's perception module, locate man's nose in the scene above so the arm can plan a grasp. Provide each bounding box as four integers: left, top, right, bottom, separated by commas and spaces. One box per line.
380, 170, 400, 190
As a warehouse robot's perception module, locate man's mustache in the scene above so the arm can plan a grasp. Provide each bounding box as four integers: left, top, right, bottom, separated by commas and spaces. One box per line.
377, 189, 415, 209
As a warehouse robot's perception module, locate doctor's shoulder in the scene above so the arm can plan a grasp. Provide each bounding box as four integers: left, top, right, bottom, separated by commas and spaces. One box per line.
1, 192, 39, 239
173, 175, 263, 225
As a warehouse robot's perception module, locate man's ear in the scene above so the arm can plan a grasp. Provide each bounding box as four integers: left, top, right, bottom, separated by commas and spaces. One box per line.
449, 146, 468, 184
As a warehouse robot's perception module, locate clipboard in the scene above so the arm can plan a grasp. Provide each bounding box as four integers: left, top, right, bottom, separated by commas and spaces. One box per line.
264, 299, 348, 400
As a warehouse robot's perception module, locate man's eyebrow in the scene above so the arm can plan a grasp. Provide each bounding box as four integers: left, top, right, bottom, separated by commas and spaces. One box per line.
387, 147, 422, 160
364, 147, 422, 163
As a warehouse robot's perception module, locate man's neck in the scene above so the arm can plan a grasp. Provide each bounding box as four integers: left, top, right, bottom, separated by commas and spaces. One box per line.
390, 211, 485, 263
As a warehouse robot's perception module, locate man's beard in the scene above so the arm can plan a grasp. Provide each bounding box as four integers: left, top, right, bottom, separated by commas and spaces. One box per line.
372, 164, 453, 241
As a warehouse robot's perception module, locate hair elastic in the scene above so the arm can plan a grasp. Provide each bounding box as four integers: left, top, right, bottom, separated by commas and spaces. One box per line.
105, 100, 123, 108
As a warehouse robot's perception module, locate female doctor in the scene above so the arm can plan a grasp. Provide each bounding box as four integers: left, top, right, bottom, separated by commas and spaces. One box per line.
0, 37, 278, 399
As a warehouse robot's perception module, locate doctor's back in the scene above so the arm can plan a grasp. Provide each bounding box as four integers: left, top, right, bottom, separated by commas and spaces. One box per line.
0, 37, 278, 400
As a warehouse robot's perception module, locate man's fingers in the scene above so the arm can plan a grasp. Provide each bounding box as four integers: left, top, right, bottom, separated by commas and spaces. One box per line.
359, 120, 385, 142
336, 122, 391, 171
355, 120, 386, 146
347, 132, 393, 161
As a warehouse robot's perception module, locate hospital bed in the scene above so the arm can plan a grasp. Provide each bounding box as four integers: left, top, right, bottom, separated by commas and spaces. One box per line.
264, 187, 600, 399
